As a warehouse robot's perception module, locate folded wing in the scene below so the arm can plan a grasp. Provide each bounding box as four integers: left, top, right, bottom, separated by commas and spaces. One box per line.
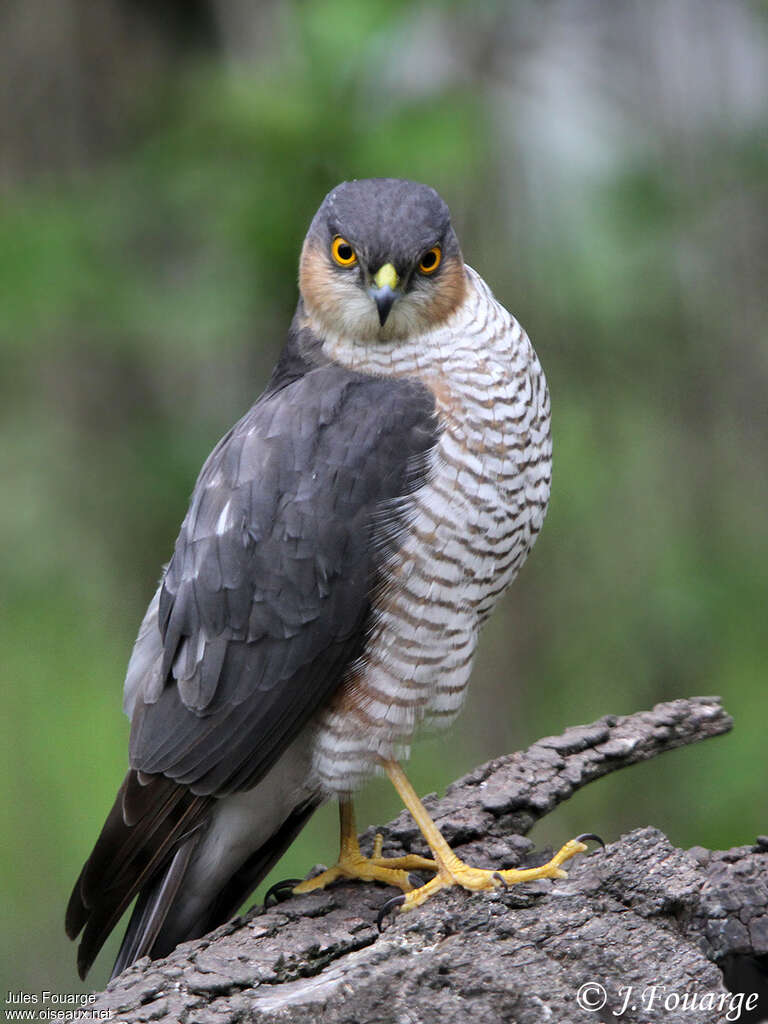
66, 363, 440, 977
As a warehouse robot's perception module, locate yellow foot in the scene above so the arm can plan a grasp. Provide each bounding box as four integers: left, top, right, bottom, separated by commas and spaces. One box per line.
379, 835, 592, 921
293, 832, 437, 895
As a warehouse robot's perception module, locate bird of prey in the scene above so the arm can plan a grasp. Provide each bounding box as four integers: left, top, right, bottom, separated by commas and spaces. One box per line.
66, 178, 589, 981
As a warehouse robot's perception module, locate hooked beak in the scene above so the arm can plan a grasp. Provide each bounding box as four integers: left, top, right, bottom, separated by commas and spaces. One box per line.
369, 263, 400, 326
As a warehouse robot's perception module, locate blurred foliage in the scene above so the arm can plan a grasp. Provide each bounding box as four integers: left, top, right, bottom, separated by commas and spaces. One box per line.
1, 0, 766, 995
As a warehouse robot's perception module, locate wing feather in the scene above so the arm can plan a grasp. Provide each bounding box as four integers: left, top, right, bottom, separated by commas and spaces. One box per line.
67, 359, 440, 976
129, 366, 439, 796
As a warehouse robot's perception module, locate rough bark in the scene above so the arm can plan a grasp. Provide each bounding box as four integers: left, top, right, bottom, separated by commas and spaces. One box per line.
83, 696, 768, 1024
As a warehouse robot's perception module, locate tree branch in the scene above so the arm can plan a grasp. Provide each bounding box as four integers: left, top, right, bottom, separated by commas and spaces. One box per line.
83, 697, 768, 1024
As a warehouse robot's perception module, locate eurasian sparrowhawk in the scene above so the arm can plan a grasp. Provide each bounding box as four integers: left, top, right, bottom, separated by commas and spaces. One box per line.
66, 178, 590, 980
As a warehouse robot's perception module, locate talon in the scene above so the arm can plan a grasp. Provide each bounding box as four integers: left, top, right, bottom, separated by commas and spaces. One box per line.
575, 832, 605, 851
264, 878, 301, 906
492, 871, 509, 889
377, 893, 405, 931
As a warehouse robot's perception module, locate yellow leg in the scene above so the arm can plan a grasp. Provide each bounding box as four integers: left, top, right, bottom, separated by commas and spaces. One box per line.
382, 759, 590, 912
293, 797, 437, 895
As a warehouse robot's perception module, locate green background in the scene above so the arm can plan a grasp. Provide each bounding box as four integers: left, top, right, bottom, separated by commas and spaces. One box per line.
1, 0, 766, 997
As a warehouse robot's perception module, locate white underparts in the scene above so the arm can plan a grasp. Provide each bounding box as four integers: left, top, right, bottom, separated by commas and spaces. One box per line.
311, 267, 552, 794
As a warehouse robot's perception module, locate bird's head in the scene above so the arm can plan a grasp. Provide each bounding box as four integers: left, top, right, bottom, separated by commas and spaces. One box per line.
299, 178, 467, 344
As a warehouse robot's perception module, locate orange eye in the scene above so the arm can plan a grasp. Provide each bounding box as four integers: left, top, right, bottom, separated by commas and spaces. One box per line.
419, 246, 441, 274
331, 236, 357, 267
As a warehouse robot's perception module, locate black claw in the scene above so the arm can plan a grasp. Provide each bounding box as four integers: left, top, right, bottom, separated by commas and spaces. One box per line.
377, 894, 405, 931
264, 878, 301, 906
575, 832, 605, 851
492, 871, 510, 889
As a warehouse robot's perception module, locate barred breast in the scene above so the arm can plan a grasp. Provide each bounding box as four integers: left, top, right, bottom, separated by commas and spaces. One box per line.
312, 267, 552, 794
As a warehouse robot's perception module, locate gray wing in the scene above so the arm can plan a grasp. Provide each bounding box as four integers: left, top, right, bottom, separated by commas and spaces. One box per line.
67, 363, 440, 978
128, 363, 440, 795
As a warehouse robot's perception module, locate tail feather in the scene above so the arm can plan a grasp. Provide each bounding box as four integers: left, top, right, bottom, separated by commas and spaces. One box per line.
110, 833, 200, 980
191, 797, 319, 935
68, 745, 320, 980
65, 770, 211, 980
115, 796, 321, 977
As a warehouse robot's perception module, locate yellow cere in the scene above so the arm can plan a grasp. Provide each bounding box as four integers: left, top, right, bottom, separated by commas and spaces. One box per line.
373, 263, 399, 290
